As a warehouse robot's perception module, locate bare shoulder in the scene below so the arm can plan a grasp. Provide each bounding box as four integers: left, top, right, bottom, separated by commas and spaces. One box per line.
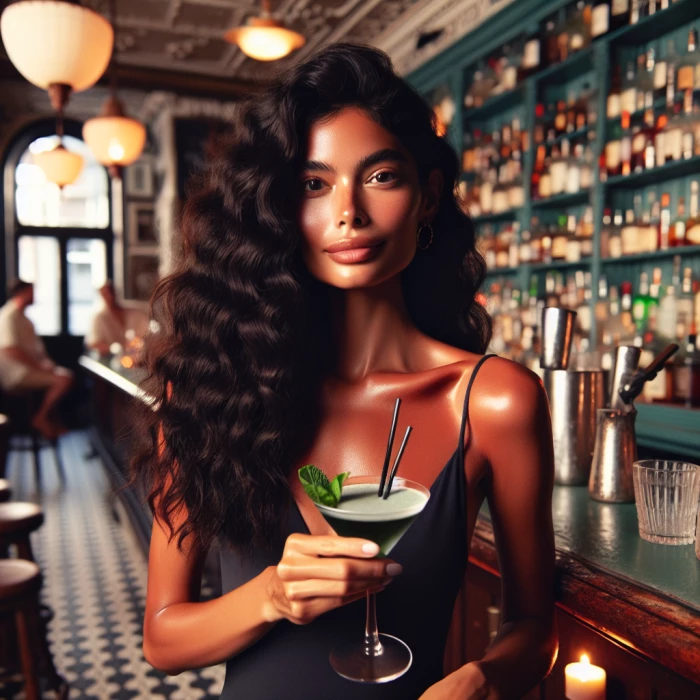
468, 356, 549, 433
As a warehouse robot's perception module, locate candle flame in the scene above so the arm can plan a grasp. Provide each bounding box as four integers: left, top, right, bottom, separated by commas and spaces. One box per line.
580, 654, 590, 665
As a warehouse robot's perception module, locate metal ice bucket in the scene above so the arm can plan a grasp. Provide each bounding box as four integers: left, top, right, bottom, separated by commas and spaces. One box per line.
544, 369, 608, 486
588, 408, 637, 503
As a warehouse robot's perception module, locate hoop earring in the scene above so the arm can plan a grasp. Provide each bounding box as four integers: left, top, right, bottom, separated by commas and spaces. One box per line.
417, 222, 434, 250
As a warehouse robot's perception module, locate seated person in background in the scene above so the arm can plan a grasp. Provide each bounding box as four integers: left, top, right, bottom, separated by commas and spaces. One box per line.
85, 280, 127, 356
0, 279, 74, 439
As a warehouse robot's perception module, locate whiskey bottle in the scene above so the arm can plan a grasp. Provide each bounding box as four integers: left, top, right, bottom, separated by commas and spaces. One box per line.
686, 181, 700, 246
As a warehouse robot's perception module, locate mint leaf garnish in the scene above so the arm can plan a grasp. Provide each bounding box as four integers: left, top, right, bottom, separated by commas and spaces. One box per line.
330, 471, 351, 502
299, 466, 350, 507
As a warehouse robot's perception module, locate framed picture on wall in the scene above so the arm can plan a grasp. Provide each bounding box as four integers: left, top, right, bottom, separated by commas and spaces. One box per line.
125, 157, 154, 198
128, 202, 158, 246
125, 252, 159, 302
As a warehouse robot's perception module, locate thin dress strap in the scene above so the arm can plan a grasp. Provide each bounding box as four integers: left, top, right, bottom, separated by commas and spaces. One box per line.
458, 354, 497, 464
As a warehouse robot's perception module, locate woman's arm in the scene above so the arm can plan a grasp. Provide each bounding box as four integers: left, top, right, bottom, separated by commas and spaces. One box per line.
421, 359, 557, 699
142, 505, 280, 674
472, 361, 557, 697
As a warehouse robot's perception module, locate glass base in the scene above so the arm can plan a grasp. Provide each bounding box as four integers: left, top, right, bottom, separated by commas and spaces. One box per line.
329, 633, 412, 683
639, 530, 694, 545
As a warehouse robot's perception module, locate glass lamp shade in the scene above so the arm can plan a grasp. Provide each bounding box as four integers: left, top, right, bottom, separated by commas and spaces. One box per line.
34, 144, 84, 187
224, 17, 305, 61
83, 114, 146, 168
0, 0, 113, 92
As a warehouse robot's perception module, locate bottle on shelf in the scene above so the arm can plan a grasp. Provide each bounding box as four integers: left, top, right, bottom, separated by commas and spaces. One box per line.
673, 328, 700, 408
677, 27, 699, 95
671, 197, 687, 247
610, 0, 630, 32
591, 0, 610, 39
658, 191, 672, 250
607, 65, 622, 120
686, 181, 700, 245
620, 60, 637, 115
677, 267, 695, 336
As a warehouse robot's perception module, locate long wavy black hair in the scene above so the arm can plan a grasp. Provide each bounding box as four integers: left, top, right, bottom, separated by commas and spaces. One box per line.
131, 42, 491, 555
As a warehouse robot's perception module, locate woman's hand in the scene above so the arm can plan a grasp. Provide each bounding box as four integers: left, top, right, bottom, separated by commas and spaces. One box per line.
418, 663, 490, 700
263, 533, 400, 625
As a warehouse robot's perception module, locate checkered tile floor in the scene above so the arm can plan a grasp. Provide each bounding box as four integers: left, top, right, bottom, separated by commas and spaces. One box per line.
3, 431, 225, 699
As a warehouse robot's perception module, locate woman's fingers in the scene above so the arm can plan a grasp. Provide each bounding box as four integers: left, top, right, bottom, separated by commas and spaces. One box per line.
286, 586, 388, 625
284, 576, 394, 601
277, 554, 400, 582
285, 533, 380, 558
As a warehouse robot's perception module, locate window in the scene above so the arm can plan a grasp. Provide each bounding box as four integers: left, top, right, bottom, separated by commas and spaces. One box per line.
67, 239, 107, 336
15, 135, 109, 229
4, 120, 114, 337
17, 236, 61, 335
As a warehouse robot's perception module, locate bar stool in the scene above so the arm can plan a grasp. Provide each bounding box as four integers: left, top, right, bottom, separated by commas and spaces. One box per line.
0, 502, 43, 561
0, 393, 65, 488
0, 480, 10, 503
0, 415, 9, 479
0, 560, 68, 699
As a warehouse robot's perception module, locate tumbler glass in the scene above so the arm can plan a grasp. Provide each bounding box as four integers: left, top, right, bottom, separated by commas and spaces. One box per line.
633, 460, 700, 545
695, 504, 700, 561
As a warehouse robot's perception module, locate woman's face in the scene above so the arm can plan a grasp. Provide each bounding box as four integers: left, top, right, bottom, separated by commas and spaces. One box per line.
297, 107, 439, 289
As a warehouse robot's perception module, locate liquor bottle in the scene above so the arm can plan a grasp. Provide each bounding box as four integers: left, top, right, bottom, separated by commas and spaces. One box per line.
657, 282, 678, 341
629, 0, 641, 25
658, 192, 671, 250
671, 197, 687, 247
569, 1, 591, 54
610, 0, 630, 30
654, 46, 668, 103
519, 32, 542, 80
607, 65, 622, 119
544, 17, 560, 66
677, 268, 694, 335
673, 330, 700, 408
687, 181, 700, 246
554, 100, 567, 135
566, 214, 582, 263
632, 271, 651, 333
648, 195, 660, 252
591, 0, 610, 39
606, 122, 622, 177
677, 27, 698, 93
552, 215, 569, 261
609, 210, 623, 258
620, 110, 632, 176
620, 60, 637, 114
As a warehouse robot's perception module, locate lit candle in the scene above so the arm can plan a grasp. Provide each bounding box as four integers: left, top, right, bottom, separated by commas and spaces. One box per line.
565, 654, 606, 700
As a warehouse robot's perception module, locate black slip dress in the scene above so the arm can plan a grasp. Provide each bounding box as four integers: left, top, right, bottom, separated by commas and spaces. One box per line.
219, 354, 495, 699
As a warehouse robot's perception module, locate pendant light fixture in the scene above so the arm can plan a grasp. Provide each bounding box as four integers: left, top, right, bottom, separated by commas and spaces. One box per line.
224, 0, 305, 62
1, 0, 113, 111
82, 0, 145, 179
34, 106, 84, 188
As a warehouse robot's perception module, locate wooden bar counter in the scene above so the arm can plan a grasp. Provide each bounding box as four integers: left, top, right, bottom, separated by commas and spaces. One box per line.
79, 354, 700, 697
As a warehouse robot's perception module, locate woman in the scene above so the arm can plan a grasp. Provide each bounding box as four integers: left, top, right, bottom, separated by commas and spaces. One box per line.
136, 43, 557, 699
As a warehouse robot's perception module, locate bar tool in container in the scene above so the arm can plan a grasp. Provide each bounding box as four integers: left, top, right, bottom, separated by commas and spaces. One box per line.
541, 307, 607, 486
588, 344, 679, 503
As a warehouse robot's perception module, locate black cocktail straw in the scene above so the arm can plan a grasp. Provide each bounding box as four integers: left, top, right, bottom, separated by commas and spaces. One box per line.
383, 426, 412, 499
378, 398, 401, 497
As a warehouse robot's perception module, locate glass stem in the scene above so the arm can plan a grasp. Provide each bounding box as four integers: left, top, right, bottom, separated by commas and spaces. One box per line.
364, 592, 383, 657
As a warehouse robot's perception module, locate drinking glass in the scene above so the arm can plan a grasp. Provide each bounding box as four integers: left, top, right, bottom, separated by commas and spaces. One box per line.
633, 460, 700, 545
314, 475, 429, 683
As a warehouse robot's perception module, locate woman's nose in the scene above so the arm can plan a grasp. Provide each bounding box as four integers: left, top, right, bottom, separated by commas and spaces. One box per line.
334, 183, 369, 229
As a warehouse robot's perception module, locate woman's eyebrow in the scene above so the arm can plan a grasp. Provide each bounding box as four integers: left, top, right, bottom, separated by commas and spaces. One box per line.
302, 148, 408, 174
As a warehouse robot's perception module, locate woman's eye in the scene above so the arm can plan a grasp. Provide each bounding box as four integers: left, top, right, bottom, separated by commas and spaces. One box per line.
370, 171, 397, 184
303, 178, 325, 192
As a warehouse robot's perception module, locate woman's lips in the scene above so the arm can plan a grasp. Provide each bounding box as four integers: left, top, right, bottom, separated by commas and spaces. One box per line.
324, 238, 386, 264
326, 243, 385, 264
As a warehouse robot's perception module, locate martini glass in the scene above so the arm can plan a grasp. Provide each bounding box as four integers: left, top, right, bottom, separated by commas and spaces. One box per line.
314, 474, 429, 683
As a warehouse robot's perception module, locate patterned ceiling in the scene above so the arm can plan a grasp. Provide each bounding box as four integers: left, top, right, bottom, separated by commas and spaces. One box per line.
75, 0, 422, 80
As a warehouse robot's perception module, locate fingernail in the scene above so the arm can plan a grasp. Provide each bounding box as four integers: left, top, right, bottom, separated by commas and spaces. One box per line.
362, 542, 380, 555
386, 563, 403, 576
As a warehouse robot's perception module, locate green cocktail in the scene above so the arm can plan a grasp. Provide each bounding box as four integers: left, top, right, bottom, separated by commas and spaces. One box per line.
316, 482, 428, 556
313, 475, 430, 683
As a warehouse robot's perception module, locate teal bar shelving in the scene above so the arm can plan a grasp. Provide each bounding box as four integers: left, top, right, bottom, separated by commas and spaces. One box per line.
409, 0, 700, 456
